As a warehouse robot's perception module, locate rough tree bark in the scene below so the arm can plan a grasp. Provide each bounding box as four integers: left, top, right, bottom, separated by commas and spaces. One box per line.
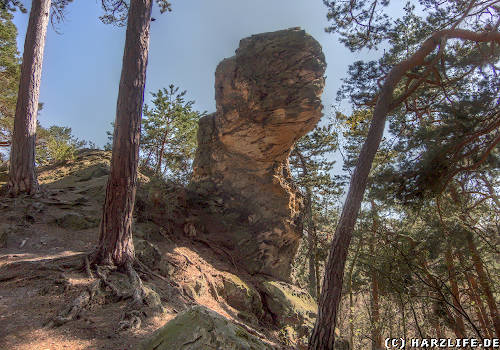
8, 0, 51, 196
444, 248, 466, 338
306, 189, 318, 300
347, 238, 361, 349
466, 232, 500, 338
95, 0, 153, 267
463, 267, 494, 338
308, 29, 500, 350
369, 204, 382, 350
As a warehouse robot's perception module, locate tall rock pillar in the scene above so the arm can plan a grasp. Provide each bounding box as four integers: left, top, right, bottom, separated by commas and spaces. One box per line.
189, 28, 326, 280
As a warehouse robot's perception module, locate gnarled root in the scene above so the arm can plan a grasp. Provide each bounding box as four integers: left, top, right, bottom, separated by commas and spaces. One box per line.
46, 255, 162, 331
118, 309, 145, 331
126, 261, 146, 306
45, 279, 100, 328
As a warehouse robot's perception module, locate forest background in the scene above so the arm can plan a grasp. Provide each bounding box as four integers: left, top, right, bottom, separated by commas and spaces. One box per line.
0, 0, 498, 349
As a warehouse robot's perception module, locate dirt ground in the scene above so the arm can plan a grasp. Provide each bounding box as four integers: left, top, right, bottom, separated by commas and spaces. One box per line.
0, 152, 280, 350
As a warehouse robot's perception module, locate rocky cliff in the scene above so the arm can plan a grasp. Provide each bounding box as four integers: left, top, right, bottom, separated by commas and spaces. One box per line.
189, 28, 326, 280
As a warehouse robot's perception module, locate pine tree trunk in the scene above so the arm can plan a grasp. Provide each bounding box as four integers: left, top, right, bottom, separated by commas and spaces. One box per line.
306, 189, 318, 299
347, 239, 361, 350
155, 122, 171, 176
464, 269, 493, 338
369, 204, 382, 350
308, 44, 393, 350
315, 236, 321, 299
371, 271, 382, 349
466, 232, 500, 337
96, 0, 152, 267
308, 228, 318, 298
308, 29, 500, 350
8, 0, 51, 196
444, 248, 466, 337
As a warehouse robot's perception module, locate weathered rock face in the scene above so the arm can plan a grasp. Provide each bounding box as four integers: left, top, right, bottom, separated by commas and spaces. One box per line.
189, 28, 326, 280
140, 305, 274, 350
259, 280, 317, 347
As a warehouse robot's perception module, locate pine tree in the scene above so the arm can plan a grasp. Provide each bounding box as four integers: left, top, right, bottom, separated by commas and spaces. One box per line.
141, 85, 205, 183
95, 0, 154, 267
310, 2, 500, 347
7, 0, 51, 195
95, 0, 171, 268
0, 6, 20, 150
290, 123, 341, 299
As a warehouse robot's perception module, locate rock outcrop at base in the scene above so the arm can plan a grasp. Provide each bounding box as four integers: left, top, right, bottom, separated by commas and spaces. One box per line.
189, 28, 326, 280
259, 280, 317, 346
139, 305, 274, 350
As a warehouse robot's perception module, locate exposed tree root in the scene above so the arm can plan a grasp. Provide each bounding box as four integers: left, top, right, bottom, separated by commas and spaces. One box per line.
45, 279, 100, 328
126, 261, 147, 306
46, 255, 164, 331
118, 309, 144, 331
84, 255, 94, 279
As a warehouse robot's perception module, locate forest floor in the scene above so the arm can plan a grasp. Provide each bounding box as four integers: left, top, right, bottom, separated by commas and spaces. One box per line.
0, 150, 282, 350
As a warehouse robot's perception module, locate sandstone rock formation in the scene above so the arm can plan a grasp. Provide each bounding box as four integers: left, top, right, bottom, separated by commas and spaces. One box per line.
140, 305, 274, 350
259, 280, 318, 347
189, 28, 326, 280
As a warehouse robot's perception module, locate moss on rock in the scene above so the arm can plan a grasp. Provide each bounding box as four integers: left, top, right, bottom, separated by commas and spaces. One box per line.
140, 305, 274, 350
55, 212, 99, 230
133, 238, 162, 270
218, 273, 263, 319
260, 280, 317, 345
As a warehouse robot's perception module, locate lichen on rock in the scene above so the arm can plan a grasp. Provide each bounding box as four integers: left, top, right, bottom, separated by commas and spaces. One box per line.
189, 27, 326, 280
217, 273, 263, 320
54, 212, 99, 230
259, 280, 317, 346
139, 305, 274, 350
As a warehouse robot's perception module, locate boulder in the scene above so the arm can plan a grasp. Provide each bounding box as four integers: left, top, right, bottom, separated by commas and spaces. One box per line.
189, 27, 326, 280
55, 212, 99, 230
74, 163, 110, 182
139, 305, 274, 350
259, 280, 317, 345
217, 273, 263, 320
183, 274, 207, 300
134, 238, 162, 270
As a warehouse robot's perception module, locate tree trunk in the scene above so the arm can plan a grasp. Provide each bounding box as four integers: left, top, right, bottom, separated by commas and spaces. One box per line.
306, 189, 318, 299
369, 203, 382, 350
315, 232, 321, 298
399, 295, 407, 343
444, 247, 466, 337
371, 266, 382, 349
8, 0, 51, 196
308, 228, 318, 298
466, 232, 500, 337
464, 269, 493, 338
347, 238, 361, 349
155, 120, 171, 176
308, 29, 500, 350
95, 0, 153, 267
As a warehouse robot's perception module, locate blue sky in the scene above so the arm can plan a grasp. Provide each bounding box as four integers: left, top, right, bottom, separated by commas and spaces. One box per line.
12, 0, 383, 148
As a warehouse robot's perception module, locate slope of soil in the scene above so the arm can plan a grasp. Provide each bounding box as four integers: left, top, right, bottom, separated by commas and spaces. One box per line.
0, 151, 289, 350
